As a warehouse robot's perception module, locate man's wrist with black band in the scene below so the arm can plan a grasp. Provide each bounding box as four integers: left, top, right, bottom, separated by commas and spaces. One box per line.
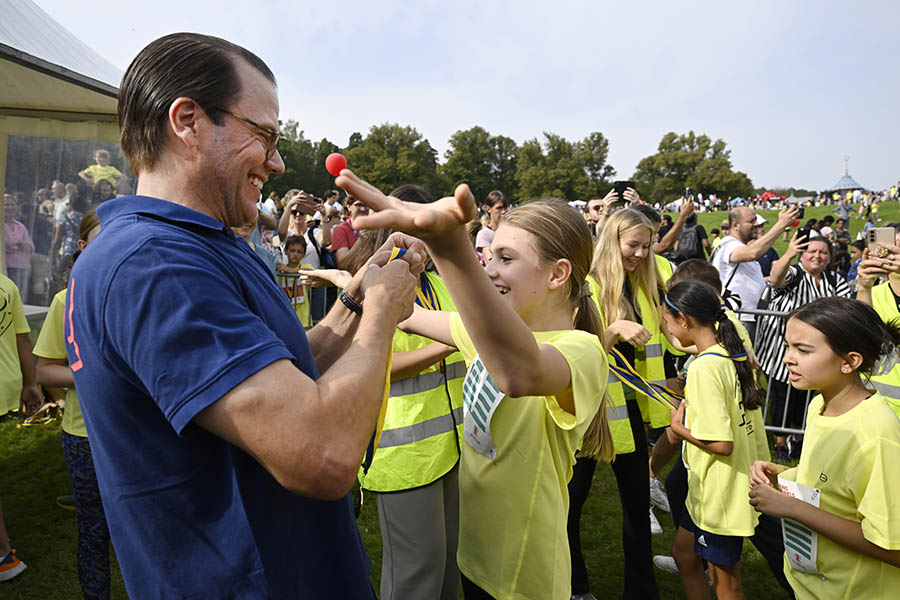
339, 289, 363, 316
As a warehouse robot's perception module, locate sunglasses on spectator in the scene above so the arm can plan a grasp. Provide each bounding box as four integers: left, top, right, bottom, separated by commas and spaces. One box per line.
212, 107, 280, 159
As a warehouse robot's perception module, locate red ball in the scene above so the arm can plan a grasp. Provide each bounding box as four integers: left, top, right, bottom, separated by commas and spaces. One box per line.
325, 153, 347, 176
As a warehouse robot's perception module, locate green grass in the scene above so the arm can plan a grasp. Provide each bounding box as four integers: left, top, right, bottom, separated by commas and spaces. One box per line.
1, 414, 793, 599
667, 201, 900, 258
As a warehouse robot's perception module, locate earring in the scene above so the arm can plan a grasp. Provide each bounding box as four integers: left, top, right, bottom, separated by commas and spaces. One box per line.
681, 322, 687, 329
841, 366, 850, 373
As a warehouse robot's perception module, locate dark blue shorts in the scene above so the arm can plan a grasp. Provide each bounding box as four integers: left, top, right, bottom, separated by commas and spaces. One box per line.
680, 509, 744, 566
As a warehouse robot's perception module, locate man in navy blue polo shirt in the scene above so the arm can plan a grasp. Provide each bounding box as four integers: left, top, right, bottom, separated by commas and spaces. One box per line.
65, 33, 420, 598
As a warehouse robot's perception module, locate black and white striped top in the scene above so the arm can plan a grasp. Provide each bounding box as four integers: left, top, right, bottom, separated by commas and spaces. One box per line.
756, 264, 853, 383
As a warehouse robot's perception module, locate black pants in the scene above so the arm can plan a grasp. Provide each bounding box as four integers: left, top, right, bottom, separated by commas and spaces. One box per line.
665, 451, 796, 598
567, 397, 659, 599
461, 574, 494, 599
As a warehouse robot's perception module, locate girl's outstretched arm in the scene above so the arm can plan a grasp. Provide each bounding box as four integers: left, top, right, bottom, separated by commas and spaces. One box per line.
337, 172, 574, 403
399, 307, 454, 347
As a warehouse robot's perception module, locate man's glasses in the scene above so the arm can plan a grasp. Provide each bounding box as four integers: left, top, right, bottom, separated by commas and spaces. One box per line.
213, 108, 280, 159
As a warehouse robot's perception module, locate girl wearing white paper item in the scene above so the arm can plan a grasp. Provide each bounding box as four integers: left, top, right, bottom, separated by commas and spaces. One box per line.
749, 297, 900, 599
336, 170, 614, 600
663, 280, 769, 600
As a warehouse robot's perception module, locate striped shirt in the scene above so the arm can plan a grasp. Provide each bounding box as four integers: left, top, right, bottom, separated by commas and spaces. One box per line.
756, 264, 852, 383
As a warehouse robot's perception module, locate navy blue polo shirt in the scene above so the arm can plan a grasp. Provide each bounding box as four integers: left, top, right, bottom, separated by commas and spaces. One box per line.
66, 196, 372, 599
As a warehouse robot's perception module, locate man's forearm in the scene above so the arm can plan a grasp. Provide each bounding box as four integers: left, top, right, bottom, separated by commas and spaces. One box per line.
307, 294, 361, 373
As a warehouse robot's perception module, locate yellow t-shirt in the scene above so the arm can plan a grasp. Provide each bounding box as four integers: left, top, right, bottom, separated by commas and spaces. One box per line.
277, 269, 312, 328
683, 344, 767, 536
0, 275, 30, 415
780, 392, 900, 599
82, 164, 122, 185
449, 313, 606, 600
33, 289, 85, 437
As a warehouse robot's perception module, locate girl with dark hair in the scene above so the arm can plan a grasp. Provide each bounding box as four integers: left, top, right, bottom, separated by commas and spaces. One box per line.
756, 232, 852, 462
662, 280, 769, 600
749, 296, 900, 599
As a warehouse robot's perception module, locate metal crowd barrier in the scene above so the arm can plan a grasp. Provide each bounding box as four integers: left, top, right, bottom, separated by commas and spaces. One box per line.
733, 307, 814, 436
275, 272, 315, 329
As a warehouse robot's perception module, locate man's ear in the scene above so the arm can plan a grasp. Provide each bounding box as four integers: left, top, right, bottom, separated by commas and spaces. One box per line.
548, 258, 572, 292
168, 97, 203, 152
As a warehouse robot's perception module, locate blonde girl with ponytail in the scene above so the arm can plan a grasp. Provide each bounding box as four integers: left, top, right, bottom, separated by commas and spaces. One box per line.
335, 170, 613, 600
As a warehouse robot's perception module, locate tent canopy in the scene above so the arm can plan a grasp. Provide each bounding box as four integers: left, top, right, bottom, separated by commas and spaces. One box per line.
1, 0, 122, 275
826, 173, 864, 192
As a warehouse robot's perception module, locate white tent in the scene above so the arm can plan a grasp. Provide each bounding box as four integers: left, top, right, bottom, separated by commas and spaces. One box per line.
1, 0, 122, 275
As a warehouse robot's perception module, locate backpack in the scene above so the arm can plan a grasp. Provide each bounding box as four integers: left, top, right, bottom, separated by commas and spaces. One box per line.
674, 225, 702, 261
307, 228, 338, 269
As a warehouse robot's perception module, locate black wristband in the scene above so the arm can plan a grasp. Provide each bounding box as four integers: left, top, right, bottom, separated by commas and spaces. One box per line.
339, 290, 363, 316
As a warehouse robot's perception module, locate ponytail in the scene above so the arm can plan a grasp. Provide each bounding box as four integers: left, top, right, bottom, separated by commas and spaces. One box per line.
716, 313, 764, 410
665, 280, 763, 411
575, 290, 614, 463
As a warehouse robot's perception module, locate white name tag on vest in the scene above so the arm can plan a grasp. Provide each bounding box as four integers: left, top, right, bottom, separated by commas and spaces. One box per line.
778, 477, 823, 577
462, 356, 504, 459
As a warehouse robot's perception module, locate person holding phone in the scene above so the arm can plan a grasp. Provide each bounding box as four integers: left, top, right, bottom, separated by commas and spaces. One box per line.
854, 224, 900, 418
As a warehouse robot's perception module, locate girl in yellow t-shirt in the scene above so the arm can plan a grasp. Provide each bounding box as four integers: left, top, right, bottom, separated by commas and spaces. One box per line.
662, 280, 768, 600
749, 296, 900, 599
33, 208, 113, 599
336, 172, 614, 600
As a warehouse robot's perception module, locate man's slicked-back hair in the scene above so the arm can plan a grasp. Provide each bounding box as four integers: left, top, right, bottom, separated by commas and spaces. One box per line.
118, 32, 276, 175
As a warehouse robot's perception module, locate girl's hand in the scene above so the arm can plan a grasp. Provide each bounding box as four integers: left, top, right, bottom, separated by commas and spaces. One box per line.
335, 170, 476, 241
749, 460, 782, 488
669, 400, 686, 438
623, 187, 642, 205
608, 320, 652, 346
785, 230, 809, 259
749, 482, 796, 518
300, 269, 352, 289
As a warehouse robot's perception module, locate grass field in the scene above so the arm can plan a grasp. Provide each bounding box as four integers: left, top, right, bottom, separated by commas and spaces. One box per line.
674, 201, 900, 258
2, 414, 793, 599
6, 201, 893, 598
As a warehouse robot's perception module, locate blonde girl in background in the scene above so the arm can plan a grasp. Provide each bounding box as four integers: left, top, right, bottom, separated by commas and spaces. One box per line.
568, 208, 670, 600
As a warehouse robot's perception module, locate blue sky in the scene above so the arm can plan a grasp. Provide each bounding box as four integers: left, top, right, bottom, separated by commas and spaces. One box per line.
36, 0, 900, 192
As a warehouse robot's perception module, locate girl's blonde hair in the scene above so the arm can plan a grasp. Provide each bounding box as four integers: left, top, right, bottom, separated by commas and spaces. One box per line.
500, 200, 614, 462
590, 208, 661, 327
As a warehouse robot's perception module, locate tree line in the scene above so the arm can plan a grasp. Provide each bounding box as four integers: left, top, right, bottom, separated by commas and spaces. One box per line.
268, 122, 757, 205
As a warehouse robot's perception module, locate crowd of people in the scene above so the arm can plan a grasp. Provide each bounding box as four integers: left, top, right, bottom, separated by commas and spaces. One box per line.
2, 32, 900, 600
3, 149, 128, 307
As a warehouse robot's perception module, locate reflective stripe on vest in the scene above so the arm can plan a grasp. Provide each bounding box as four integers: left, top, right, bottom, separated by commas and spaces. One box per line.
634, 287, 671, 428
378, 406, 464, 448
645, 343, 663, 358
389, 361, 467, 397
607, 402, 629, 422
869, 282, 900, 398
871, 380, 900, 401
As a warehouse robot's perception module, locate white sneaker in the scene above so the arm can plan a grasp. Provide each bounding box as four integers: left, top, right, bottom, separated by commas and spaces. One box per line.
649, 506, 663, 535
653, 555, 679, 574
649, 477, 671, 513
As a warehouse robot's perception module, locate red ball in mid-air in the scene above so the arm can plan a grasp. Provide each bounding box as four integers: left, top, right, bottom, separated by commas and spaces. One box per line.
325, 152, 347, 176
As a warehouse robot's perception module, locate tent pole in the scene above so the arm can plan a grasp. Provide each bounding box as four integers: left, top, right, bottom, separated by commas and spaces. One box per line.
0, 133, 8, 275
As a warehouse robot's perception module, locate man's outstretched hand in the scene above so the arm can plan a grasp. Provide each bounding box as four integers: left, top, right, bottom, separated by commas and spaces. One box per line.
335, 170, 477, 240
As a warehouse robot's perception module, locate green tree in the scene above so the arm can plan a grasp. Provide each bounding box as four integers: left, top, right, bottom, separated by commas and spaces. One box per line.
633, 131, 754, 205
515, 132, 615, 201
441, 126, 521, 201
344, 123, 445, 194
